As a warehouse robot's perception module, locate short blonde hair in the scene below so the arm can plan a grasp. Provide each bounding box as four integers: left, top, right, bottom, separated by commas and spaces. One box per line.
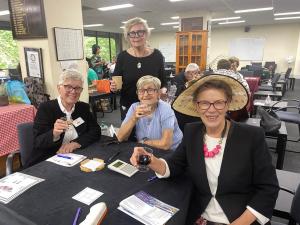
58, 69, 84, 85
229, 57, 240, 67
136, 75, 161, 90
124, 17, 150, 42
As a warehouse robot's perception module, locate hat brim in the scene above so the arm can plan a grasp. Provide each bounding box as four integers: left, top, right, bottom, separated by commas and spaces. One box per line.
172, 74, 249, 117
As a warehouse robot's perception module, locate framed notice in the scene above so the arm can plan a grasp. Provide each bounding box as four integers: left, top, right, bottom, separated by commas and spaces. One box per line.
54, 27, 84, 61
24, 47, 44, 81
8, 0, 48, 39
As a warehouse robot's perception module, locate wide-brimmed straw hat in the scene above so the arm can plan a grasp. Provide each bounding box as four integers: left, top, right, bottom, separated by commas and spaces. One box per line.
172, 73, 249, 117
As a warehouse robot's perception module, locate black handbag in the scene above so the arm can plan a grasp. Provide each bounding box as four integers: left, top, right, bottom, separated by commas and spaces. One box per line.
257, 106, 281, 133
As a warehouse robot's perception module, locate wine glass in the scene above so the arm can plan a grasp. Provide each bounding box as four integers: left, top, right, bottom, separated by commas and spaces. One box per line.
137, 147, 153, 172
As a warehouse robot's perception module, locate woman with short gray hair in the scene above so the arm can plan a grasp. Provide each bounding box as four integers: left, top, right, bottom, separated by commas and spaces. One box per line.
31, 69, 101, 168
111, 17, 167, 120
117, 75, 182, 151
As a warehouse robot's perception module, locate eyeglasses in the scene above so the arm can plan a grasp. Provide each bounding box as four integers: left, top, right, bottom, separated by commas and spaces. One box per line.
136, 88, 158, 95
127, 30, 146, 38
196, 100, 227, 110
62, 84, 83, 93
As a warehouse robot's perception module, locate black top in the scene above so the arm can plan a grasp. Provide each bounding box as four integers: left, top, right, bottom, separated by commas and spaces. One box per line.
113, 49, 166, 108
32, 99, 101, 167
166, 121, 279, 224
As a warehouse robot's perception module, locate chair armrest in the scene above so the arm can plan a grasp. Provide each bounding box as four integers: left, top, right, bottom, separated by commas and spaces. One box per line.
6, 150, 20, 176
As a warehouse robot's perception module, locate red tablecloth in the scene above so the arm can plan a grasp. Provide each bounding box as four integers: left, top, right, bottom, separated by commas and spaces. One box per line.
0, 104, 36, 156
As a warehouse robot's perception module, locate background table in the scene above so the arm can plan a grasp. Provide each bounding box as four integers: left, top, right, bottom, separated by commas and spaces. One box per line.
4, 140, 193, 225
0, 104, 36, 157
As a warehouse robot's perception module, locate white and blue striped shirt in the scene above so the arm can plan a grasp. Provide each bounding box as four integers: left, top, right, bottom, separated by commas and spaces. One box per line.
123, 100, 183, 150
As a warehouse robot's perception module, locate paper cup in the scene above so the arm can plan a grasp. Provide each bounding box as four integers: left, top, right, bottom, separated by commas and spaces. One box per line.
112, 76, 122, 90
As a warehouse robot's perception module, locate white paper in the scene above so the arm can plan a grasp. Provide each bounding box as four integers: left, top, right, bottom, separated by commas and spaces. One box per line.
0, 172, 44, 204
46, 153, 86, 167
72, 187, 103, 205
118, 191, 178, 225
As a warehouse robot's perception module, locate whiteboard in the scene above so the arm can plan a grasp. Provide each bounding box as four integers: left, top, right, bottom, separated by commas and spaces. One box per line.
229, 38, 265, 61
54, 27, 84, 61
159, 42, 176, 62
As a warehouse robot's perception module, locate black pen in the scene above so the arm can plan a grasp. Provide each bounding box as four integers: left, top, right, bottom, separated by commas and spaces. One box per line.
107, 151, 120, 163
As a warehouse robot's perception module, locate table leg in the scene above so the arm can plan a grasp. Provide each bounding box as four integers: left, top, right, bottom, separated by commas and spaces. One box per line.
276, 134, 287, 170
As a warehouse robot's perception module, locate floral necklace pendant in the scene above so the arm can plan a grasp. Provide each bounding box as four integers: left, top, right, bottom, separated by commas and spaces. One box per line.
137, 62, 142, 69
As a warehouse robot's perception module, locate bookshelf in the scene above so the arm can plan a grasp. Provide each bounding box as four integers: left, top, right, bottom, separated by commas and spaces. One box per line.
176, 31, 208, 73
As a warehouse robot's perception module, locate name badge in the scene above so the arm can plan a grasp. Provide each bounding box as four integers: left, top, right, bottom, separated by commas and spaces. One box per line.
73, 117, 85, 127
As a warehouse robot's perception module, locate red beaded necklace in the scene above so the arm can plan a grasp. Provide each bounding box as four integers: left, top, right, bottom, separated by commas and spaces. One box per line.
203, 120, 227, 158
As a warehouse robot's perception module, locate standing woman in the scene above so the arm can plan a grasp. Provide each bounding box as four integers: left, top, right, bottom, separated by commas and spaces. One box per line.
111, 17, 167, 120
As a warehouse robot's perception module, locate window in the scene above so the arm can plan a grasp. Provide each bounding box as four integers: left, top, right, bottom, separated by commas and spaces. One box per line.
97, 37, 116, 62
0, 30, 19, 69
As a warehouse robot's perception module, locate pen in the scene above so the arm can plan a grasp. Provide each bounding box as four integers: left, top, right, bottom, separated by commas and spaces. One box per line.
147, 175, 158, 182
57, 154, 72, 159
72, 207, 81, 225
107, 151, 120, 163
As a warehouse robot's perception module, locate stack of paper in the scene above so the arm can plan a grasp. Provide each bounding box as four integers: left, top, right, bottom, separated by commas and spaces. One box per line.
0, 172, 44, 204
118, 191, 179, 225
46, 153, 86, 167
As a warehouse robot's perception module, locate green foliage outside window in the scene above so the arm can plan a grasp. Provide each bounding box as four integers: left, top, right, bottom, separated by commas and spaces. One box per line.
0, 30, 19, 69
84, 36, 116, 63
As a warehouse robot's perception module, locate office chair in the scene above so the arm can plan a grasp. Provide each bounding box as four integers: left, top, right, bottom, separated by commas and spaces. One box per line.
6, 122, 34, 175
259, 73, 281, 92
271, 99, 300, 142
279, 68, 292, 92
251, 62, 262, 67
272, 183, 300, 225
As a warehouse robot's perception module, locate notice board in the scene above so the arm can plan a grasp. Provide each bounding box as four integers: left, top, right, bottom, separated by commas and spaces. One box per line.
54, 27, 84, 61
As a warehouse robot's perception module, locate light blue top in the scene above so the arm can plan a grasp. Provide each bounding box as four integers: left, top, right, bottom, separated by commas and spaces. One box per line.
123, 100, 183, 150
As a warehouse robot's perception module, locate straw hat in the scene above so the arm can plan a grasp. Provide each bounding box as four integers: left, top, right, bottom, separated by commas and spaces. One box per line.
172, 74, 249, 117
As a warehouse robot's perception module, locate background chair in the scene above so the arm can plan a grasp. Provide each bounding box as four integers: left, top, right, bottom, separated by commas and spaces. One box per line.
272, 182, 300, 225
259, 73, 281, 92
272, 99, 300, 142
245, 77, 260, 114
6, 122, 34, 175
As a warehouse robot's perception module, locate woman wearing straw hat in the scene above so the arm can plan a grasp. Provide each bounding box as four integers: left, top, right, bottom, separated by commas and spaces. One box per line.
130, 74, 278, 225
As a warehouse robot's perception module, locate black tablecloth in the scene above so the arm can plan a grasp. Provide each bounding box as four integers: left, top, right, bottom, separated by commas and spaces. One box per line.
3, 138, 193, 225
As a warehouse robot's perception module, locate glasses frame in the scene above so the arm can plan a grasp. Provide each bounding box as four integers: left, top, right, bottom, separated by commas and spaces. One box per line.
136, 88, 158, 95
127, 30, 146, 38
196, 100, 228, 110
62, 84, 83, 93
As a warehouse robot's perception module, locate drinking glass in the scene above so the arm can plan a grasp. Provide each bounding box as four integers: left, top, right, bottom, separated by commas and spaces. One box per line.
137, 147, 153, 172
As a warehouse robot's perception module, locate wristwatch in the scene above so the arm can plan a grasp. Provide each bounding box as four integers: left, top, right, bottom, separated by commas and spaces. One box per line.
141, 137, 149, 144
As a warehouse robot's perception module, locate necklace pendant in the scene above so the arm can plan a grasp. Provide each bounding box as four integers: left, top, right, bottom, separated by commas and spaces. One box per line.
137, 62, 142, 69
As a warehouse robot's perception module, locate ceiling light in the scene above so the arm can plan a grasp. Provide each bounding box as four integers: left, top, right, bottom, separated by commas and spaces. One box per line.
171, 16, 179, 20
0, 10, 9, 16
169, 0, 184, 2
235, 7, 273, 13
274, 16, 300, 20
173, 26, 179, 28
149, 27, 155, 30
211, 16, 241, 22
83, 24, 103, 28
160, 22, 180, 25
98, 4, 134, 11
218, 20, 245, 25
120, 26, 125, 29
274, 11, 300, 16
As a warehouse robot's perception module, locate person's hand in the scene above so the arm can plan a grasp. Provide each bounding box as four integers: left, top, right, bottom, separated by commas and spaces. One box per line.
130, 147, 153, 167
110, 80, 117, 92
160, 87, 168, 101
53, 119, 69, 139
57, 142, 81, 154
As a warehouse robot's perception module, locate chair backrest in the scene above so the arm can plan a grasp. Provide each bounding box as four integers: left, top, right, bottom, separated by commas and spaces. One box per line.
291, 184, 300, 223
17, 122, 34, 168
271, 73, 281, 91
239, 70, 255, 77
251, 62, 262, 67
285, 68, 292, 79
